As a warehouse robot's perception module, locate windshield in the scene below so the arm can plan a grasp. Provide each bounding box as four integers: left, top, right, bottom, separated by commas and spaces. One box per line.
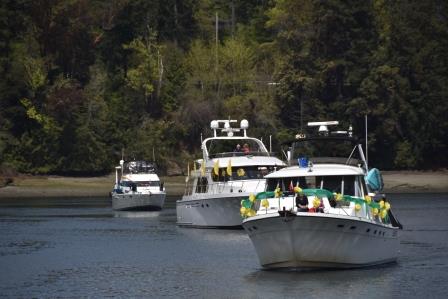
123, 161, 155, 174
206, 139, 267, 158
120, 181, 159, 187
211, 166, 279, 182
266, 175, 365, 197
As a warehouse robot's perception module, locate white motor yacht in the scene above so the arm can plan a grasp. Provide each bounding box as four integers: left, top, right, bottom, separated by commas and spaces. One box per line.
111, 160, 166, 211
176, 119, 285, 228
242, 121, 402, 268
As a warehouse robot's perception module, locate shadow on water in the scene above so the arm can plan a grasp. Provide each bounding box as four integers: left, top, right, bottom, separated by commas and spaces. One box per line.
114, 211, 161, 218
242, 263, 400, 299
0, 193, 448, 298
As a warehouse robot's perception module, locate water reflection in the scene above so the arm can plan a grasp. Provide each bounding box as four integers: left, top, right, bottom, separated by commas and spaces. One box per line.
114, 211, 161, 218
0, 194, 447, 298
243, 264, 399, 299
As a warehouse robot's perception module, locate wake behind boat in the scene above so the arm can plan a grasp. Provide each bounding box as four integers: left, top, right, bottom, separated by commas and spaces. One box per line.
241, 121, 402, 269
111, 160, 166, 211
176, 119, 285, 228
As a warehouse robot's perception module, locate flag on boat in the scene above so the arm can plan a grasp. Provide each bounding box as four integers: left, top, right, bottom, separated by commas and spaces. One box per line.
213, 159, 219, 176
185, 163, 190, 183
201, 160, 205, 176
227, 159, 232, 176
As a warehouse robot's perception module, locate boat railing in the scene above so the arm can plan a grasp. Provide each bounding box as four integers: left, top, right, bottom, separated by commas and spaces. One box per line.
255, 194, 391, 225
183, 179, 265, 197
208, 151, 272, 159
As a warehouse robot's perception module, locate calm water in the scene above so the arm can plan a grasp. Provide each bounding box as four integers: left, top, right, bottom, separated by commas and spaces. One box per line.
0, 194, 447, 298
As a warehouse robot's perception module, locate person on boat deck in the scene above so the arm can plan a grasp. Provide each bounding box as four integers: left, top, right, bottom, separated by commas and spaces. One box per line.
296, 193, 309, 212
329, 197, 337, 208
243, 143, 250, 154
316, 199, 325, 213
234, 144, 242, 152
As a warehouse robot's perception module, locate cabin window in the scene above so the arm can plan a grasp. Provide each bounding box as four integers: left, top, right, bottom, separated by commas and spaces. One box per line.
266, 177, 307, 191
135, 181, 160, 187
195, 177, 208, 193
206, 139, 264, 158
266, 175, 358, 196
212, 166, 279, 182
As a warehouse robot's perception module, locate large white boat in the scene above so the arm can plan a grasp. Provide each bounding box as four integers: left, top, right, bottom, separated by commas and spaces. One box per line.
241, 121, 402, 269
111, 160, 166, 211
176, 119, 285, 228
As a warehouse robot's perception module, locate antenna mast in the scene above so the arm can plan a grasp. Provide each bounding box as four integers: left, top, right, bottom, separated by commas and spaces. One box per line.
365, 115, 368, 169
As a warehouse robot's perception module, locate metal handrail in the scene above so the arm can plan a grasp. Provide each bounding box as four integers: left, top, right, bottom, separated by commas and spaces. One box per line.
183, 179, 265, 197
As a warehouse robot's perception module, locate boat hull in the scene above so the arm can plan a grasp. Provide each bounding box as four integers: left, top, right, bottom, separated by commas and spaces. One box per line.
243, 213, 400, 269
176, 195, 246, 228
112, 192, 166, 211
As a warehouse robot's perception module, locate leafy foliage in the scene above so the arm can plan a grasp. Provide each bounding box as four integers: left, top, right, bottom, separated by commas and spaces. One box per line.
0, 0, 447, 174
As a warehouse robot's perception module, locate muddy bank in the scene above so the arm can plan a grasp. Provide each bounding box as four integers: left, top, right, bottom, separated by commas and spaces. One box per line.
382, 170, 448, 193
0, 171, 447, 199
0, 174, 185, 198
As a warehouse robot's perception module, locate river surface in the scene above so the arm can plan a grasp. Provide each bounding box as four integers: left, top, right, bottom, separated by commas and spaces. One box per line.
0, 193, 447, 298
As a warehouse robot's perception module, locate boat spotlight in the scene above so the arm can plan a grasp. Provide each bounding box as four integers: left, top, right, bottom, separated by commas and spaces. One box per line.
210, 120, 219, 130
240, 119, 249, 129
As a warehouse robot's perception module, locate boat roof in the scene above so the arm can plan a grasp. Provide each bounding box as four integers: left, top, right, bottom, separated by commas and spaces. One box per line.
283, 121, 368, 171
265, 164, 364, 178
122, 173, 160, 181
203, 155, 285, 168
201, 119, 271, 161
121, 160, 157, 174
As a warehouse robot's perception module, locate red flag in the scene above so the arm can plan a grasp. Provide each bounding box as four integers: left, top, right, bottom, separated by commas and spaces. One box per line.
289, 180, 294, 192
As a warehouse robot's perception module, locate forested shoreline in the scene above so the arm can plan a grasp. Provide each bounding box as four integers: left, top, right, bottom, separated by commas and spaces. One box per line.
0, 0, 447, 175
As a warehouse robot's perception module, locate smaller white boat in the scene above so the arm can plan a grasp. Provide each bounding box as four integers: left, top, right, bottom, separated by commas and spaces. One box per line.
241, 121, 402, 269
111, 160, 166, 211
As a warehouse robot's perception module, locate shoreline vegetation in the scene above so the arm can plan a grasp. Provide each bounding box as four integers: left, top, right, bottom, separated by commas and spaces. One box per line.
0, 170, 447, 199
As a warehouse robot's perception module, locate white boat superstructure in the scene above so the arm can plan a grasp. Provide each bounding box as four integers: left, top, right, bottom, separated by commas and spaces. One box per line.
111, 160, 166, 211
176, 119, 285, 228
242, 121, 402, 269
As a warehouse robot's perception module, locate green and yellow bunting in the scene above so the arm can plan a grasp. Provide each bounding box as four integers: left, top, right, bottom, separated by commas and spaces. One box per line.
240, 188, 392, 222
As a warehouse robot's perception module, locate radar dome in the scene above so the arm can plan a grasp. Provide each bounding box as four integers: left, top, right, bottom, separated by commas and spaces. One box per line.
240, 119, 249, 129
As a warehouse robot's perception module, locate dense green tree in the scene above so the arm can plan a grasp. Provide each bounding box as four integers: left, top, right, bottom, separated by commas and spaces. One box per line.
0, 0, 447, 174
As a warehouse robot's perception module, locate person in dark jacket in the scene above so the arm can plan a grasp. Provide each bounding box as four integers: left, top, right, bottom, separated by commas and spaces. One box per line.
296, 193, 309, 212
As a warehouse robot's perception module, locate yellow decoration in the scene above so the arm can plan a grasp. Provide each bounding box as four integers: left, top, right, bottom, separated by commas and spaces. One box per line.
240, 206, 246, 216
226, 159, 232, 176
385, 202, 391, 210
380, 209, 388, 219
313, 198, 321, 208
355, 203, 362, 211
201, 161, 205, 176
247, 209, 256, 217
379, 200, 384, 209
237, 168, 245, 177
261, 199, 269, 208
274, 187, 282, 198
293, 186, 302, 194
372, 208, 379, 216
364, 195, 372, 204
213, 160, 219, 176
249, 194, 256, 202
335, 193, 343, 201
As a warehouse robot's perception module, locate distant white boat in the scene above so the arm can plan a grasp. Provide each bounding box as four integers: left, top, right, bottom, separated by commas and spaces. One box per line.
176, 119, 285, 228
242, 121, 402, 269
111, 160, 166, 211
